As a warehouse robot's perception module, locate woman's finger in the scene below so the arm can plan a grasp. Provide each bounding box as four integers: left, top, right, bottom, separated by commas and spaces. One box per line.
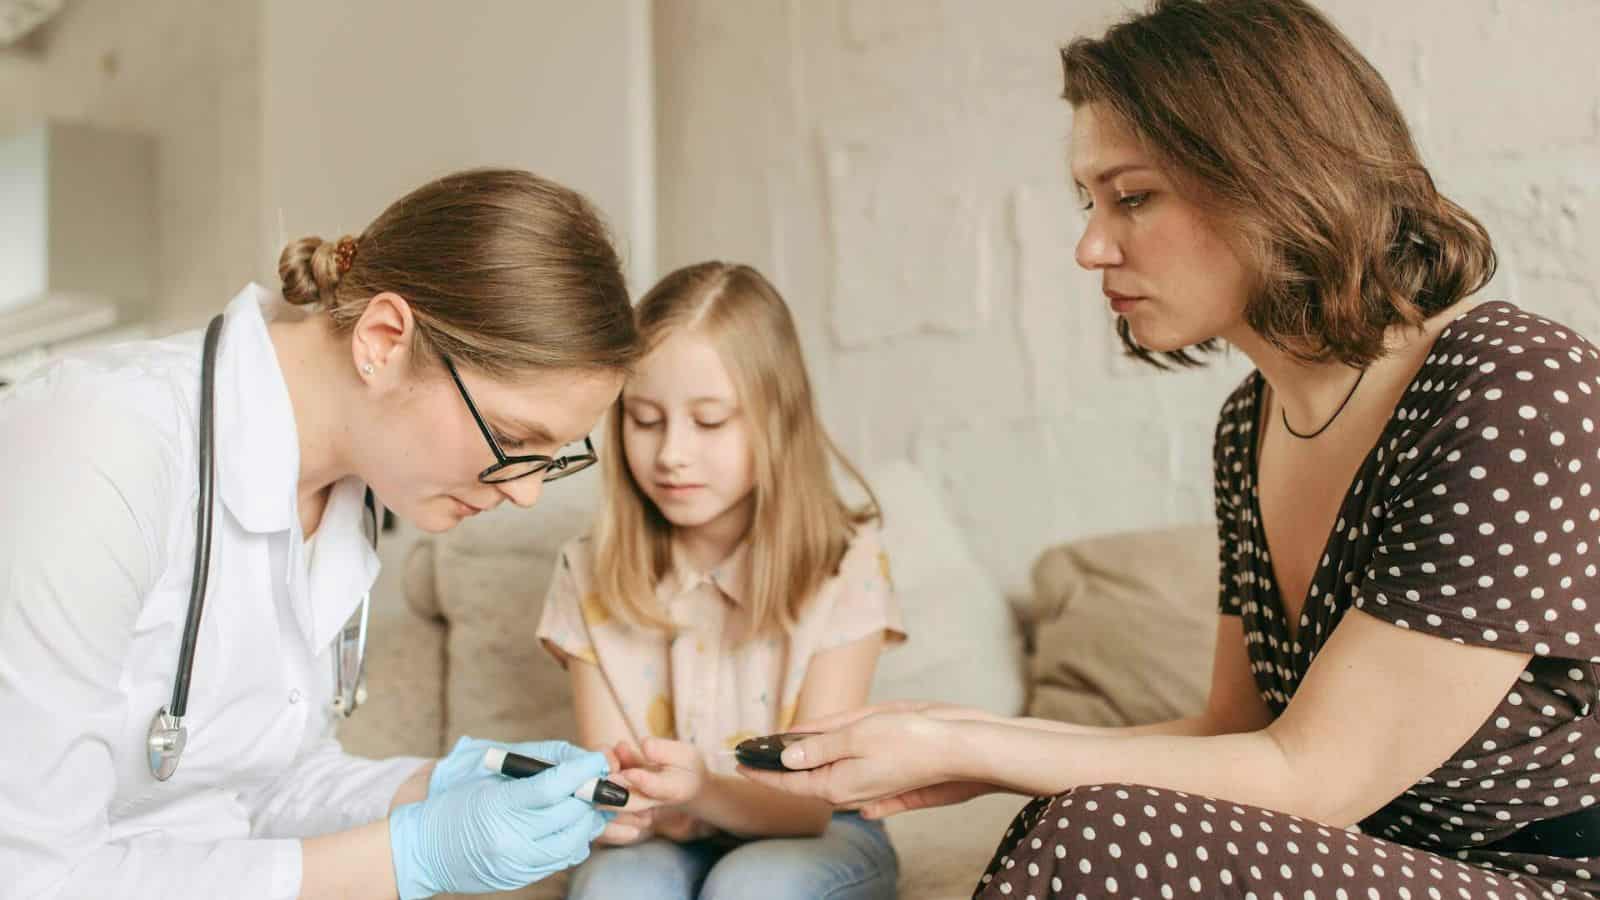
778, 725, 862, 771
736, 762, 862, 806
860, 781, 999, 819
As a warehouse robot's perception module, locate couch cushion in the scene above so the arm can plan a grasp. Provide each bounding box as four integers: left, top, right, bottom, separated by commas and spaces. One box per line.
866, 460, 1027, 716
431, 478, 603, 751
1027, 524, 1218, 727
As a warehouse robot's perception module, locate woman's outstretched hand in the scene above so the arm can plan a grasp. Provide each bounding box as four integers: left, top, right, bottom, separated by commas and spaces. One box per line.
736, 709, 1007, 819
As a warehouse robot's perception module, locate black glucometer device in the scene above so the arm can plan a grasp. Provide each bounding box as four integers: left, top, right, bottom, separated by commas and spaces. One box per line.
734, 732, 818, 771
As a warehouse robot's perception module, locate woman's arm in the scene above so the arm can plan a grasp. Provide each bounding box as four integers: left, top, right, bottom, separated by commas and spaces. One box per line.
389, 764, 432, 810
306, 749, 610, 900
300, 822, 399, 899
749, 610, 1528, 826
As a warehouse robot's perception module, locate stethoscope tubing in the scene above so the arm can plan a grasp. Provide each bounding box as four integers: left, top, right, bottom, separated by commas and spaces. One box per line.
171, 314, 225, 719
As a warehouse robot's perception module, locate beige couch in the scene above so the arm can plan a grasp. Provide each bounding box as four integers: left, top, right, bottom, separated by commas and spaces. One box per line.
340, 460, 1219, 899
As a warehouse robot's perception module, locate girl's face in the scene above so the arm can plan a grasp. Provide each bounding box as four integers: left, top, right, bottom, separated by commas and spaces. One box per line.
620, 330, 757, 538
1070, 103, 1253, 352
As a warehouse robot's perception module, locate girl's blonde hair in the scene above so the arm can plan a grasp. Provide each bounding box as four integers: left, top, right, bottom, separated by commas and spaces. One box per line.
591, 261, 878, 635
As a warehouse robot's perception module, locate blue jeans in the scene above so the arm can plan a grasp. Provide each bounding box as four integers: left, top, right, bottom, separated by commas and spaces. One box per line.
567, 812, 899, 900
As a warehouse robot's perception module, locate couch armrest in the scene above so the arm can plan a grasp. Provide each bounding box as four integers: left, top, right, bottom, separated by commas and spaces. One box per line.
1026, 524, 1217, 727
405, 537, 442, 620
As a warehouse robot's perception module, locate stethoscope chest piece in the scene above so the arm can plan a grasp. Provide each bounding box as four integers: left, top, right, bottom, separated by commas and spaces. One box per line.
147, 706, 187, 782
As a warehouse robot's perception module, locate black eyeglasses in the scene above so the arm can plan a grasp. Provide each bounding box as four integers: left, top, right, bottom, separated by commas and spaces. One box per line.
441, 355, 599, 484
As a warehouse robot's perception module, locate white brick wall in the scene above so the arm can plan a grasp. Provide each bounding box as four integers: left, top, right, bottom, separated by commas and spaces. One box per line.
4, 1, 1594, 597
654, 0, 1600, 597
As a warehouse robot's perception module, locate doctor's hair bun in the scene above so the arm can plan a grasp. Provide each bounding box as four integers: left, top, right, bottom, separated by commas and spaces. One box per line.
278, 234, 357, 306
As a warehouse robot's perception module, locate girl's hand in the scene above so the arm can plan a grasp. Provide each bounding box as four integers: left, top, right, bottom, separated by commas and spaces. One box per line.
652, 807, 717, 842
597, 743, 682, 845
596, 804, 716, 845
736, 711, 963, 811
597, 809, 656, 846
613, 737, 709, 809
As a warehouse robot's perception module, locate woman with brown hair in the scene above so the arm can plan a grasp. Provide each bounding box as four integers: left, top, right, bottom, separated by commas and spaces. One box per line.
0, 168, 640, 899
741, 2, 1600, 897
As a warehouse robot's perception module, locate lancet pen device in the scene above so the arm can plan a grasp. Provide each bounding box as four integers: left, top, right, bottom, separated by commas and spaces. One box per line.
481, 747, 631, 807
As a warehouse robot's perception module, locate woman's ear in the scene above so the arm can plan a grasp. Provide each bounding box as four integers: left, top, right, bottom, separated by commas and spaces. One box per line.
350, 292, 419, 386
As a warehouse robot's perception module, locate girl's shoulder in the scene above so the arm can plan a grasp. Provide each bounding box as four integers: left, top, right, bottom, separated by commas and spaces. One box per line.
832, 519, 892, 586
841, 517, 886, 557
553, 533, 598, 582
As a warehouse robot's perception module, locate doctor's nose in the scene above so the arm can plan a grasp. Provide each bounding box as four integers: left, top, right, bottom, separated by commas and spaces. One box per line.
497, 473, 545, 509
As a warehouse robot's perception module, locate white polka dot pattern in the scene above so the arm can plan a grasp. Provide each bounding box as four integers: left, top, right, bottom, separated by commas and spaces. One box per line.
975, 785, 1598, 898
1165, 300, 1600, 896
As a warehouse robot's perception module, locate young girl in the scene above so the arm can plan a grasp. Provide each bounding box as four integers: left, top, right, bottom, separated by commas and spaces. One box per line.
535, 261, 904, 900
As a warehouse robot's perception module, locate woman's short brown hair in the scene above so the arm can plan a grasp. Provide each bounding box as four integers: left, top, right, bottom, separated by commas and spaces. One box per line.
1063, 0, 1496, 368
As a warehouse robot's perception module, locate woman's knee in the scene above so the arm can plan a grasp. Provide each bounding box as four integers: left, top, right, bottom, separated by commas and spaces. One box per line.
980, 784, 1187, 896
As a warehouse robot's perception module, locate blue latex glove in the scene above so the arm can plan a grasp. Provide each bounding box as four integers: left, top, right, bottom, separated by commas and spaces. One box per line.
429, 735, 595, 796
390, 748, 611, 899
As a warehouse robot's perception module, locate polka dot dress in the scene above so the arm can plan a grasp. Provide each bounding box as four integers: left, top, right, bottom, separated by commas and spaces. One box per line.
975, 303, 1600, 899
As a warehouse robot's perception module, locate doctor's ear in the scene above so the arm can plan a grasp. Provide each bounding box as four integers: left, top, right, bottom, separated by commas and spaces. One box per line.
351, 292, 419, 382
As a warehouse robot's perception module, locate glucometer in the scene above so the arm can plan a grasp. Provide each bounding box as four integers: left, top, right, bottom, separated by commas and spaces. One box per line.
481, 747, 631, 807
733, 733, 819, 771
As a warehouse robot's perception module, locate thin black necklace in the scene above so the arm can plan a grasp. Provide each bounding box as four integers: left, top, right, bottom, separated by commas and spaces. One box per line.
1281, 368, 1366, 440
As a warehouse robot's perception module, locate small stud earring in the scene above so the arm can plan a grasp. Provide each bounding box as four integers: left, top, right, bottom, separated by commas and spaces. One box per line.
361, 363, 375, 376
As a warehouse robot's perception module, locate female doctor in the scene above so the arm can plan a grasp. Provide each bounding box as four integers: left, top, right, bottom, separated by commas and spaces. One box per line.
0, 168, 640, 899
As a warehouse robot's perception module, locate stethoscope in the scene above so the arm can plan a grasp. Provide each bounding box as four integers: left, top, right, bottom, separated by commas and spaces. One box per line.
146, 314, 377, 782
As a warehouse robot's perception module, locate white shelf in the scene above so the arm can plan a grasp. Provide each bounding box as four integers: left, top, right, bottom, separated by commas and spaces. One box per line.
0, 293, 118, 358
0, 296, 148, 389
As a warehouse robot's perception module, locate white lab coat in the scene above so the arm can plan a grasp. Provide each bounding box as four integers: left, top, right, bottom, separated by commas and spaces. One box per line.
0, 285, 427, 899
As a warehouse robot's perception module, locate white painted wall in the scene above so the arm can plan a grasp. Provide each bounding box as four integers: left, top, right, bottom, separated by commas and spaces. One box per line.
0, 0, 262, 329
652, 0, 1600, 598
0, 0, 653, 330
260, 0, 654, 308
